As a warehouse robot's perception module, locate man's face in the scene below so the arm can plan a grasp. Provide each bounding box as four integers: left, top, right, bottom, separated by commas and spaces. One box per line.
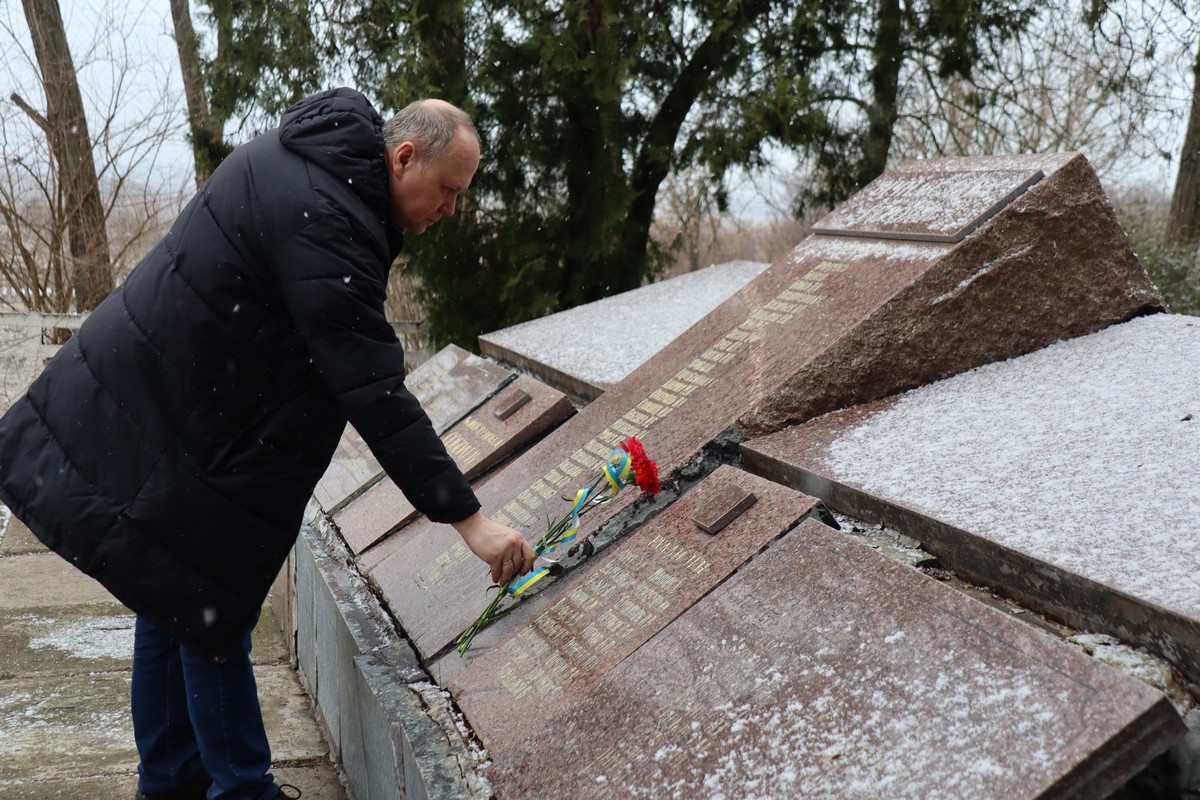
387, 131, 480, 234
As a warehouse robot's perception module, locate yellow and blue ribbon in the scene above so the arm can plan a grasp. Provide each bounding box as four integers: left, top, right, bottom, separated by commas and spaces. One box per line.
602, 449, 632, 494
508, 566, 550, 596
506, 450, 633, 598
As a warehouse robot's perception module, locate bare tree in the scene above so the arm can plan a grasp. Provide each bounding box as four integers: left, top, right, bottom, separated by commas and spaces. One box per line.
170, 0, 225, 186
0, 3, 187, 316
16, 0, 113, 311
887, 1, 1167, 181
1167, 34, 1200, 248
168, 0, 324, 184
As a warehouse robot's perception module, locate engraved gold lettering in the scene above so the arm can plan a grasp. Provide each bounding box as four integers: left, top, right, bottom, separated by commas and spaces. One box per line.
663, 378, 697, 396
701, 348, 735, 364
498, 661, 530, 700
614, 596, 653, 626
561, 638, 601, 671
581, 622, 615, 653
637, 398, 667, 417
615, 547, 645, 569
677, 367, 714, 387
533, 612, 566, 639
597, 608, 626, 635
625, 409, 655, 427
442, 431, 480, 465
503, 500, 534, 525
571, 449, 599, 470
649, 388, 681, 407
416, 565, 444, 587
647, 566, 682, 592
596, 428, 621, 446
569, 587, 599, 612
611, 418, 641, 438
630, 581, 670, 614
460, 415, 505, 448
726, 328, 759, 343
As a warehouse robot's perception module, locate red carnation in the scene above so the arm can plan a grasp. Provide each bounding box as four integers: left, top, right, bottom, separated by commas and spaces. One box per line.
620, 436, 660, 494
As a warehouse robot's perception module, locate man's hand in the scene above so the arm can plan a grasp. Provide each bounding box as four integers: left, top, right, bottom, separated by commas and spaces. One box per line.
452, 511, 537, 584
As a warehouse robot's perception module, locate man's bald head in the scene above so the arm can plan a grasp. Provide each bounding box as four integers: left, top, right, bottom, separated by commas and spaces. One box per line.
382, 99, 479, 170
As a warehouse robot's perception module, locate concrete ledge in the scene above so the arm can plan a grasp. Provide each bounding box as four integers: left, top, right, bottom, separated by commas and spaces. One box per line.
285, 504, 488, 799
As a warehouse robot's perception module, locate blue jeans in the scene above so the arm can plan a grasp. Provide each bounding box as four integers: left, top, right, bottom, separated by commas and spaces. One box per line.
132, 614, 279, 800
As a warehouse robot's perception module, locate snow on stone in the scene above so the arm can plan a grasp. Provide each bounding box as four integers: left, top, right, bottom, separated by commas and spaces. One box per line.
20, 612, 135, 660
480, 260, 769, 386
622, 628, 1074, 800
824, 313, 1200, 617
817, 169, 1037, 236
791, 235, 948, 266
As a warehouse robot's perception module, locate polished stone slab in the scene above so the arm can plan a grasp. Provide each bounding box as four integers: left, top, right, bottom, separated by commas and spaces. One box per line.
313, 426, 382, 514
403, 344, 515, 433
313, 344, 514, 513
333, 376, 573, 554
438, 467, 819, 746
487, 519, 1184, 799
364, 152, 1164, 662
742, 312, 1200, 680
811, 166, 1044, 242
479, 260, 769, 401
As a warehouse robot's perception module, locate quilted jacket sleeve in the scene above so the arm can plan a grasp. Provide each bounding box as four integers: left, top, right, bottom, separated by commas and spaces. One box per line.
273, 211, 480, 523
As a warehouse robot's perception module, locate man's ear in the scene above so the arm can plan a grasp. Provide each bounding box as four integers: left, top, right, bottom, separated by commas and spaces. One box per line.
392, 142, 417, 174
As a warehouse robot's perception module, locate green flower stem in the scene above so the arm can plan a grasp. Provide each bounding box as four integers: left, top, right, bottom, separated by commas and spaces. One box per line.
456, 472, 616, 656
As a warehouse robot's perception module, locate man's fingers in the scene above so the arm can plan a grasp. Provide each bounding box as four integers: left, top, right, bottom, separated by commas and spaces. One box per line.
481, 530, 541, 584
492, 546, 536, 584
494, 553, 519, 584
519, 542, 537, 574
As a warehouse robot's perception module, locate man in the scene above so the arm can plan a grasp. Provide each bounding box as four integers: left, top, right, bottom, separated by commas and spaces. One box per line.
0, 88, 536, 800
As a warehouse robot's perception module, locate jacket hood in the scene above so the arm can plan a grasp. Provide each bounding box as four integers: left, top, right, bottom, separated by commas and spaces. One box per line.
279, 87, 391, 210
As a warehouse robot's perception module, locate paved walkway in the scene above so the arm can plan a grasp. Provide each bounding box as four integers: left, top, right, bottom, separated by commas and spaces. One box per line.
0, 509, 347, 800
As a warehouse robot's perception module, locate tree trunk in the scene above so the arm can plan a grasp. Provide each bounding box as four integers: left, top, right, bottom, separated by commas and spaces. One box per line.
169, 0, 223, 185
21, 0, 113, 311
857, 0, 903, 190
614, 0, 772, 296
1166, 36, 1200, 251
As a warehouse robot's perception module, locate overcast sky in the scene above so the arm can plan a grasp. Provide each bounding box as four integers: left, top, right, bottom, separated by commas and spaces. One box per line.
0, 1, 1189, 215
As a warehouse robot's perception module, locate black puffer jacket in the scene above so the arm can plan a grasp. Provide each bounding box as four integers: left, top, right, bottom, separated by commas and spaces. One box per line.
0, 88, 479, 659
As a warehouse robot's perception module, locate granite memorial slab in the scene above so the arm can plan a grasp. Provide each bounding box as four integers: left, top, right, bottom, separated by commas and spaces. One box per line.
741, 312, 1200, 681
487, 518, 1185, 799
313, 344, 514, 513
479, 260, 769, 401
313, 426, 382, 514
810, 166, 1044, 242
401, 343, 515, 433
333, 376, 574, 555
364, 152, 1165, 661
437, 466, 820, 744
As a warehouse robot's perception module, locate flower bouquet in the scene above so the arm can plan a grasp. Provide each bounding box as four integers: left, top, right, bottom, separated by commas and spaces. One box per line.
455, 436, 660, 655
